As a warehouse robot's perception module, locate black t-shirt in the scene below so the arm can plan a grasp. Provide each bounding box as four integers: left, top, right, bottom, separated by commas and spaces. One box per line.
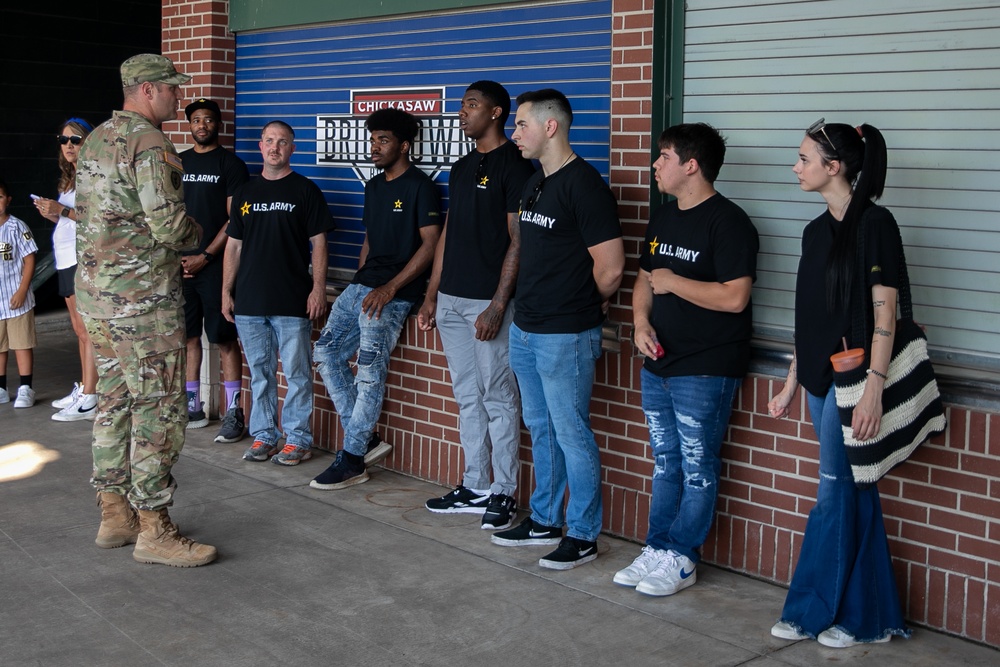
228, 171, 335, 317
639, 193, 759, 378
439, 141, 536, 300
179, 146, 249, 254
794, 205, 903, 396
514, 158, 622, 334
353, 165, 442, 301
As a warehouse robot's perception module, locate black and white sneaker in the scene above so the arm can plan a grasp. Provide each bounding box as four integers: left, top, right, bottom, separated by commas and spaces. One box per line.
481, 493, 517, 530
363, 432, 392, 467
490, 516, 561, 547
539, 536, 598, 570
214, 406, 246, 443
425, 485, 489, 514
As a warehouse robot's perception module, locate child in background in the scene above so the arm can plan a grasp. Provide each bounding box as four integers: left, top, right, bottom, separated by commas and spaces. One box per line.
0, 179, 39, 407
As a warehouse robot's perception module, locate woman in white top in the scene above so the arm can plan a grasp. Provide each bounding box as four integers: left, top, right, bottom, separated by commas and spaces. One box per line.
33, 118, 99, 421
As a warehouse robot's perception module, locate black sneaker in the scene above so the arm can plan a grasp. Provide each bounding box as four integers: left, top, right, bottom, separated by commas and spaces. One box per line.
539, 536, 598, 570
187, 405, 209, 429
481, 493, 517, 530
425, 485, 489, 514
364, 432, 392, 467
309, 451, 369, 490
490, 516, 561, 547
214, 406, 246, 443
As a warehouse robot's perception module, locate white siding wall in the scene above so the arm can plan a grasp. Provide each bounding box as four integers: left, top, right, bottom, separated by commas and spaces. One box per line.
684, 0, 1000, 381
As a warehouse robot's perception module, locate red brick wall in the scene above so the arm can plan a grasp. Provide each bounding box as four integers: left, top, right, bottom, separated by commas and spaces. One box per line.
165, 0, 999, 648
162, 0, 236, 150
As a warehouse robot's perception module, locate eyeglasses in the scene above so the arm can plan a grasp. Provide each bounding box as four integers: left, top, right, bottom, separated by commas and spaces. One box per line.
57, 135, 84, 146
524, 177, 546, 211
806, 118, 838, 155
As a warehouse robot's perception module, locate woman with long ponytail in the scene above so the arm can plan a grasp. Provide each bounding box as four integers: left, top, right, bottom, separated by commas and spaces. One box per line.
33, 117, 100, 421
767, 120, 910, 647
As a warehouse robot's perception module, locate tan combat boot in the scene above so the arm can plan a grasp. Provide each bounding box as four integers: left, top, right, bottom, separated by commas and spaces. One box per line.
133, 508, 217, 567
95, 492, 140, 549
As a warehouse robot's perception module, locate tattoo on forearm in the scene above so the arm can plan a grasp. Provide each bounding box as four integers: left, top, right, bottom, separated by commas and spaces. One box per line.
873, 300, 886, 308
873, 326, 892, 337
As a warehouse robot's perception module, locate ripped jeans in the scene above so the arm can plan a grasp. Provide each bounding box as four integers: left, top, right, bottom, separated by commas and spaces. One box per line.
314, 283, 414, 457
640, 369, 740, 563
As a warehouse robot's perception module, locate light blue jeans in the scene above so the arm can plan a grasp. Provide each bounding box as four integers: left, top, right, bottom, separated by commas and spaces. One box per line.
314, 283, 414, 457
509, 322, 603, 542
779, 385, 910, 641
641, 369, 739, 563
436, 292, 520, 495
235, 315, 314, 448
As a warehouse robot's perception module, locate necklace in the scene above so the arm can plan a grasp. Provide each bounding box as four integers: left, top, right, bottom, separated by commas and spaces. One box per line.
553, 151, 575, 174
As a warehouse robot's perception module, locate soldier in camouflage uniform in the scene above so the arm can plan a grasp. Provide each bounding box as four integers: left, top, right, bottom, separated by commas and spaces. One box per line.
75, 53, 216, 567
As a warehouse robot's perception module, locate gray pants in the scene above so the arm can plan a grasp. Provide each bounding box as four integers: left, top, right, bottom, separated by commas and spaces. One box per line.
436, 292, 521, 495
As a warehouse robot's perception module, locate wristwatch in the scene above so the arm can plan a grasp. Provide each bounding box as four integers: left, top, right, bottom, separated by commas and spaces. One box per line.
202, 251, 215, 263
61, 206, 71, 218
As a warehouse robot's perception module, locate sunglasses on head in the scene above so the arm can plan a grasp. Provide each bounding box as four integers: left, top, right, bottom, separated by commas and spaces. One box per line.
806, 118, 839, 156
58, 135, 84, 146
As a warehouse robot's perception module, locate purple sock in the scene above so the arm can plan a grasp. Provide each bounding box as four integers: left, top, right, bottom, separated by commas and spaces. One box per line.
186, 381, 200, 410
224, 380, 241, 410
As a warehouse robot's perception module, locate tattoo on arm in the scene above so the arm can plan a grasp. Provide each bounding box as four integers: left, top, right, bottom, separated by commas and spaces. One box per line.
873, 299, 886, 308
873, 326, 892, 338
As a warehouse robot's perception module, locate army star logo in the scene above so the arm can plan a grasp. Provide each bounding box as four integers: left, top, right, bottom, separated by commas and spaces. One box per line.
649, 236, 660, 255
394, 200, 402, 210
240, 201, 250, 216
479, 175, 489, 186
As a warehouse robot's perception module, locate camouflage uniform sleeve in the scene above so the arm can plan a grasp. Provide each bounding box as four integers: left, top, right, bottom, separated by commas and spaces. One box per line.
133, 133, 201, 251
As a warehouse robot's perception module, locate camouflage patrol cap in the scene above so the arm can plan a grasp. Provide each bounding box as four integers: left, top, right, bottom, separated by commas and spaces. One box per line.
120, 54, 191, 87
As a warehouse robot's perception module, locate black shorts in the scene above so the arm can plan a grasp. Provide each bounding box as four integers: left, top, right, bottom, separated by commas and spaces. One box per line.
57, 265, 76, 298
183, 262, 238, 344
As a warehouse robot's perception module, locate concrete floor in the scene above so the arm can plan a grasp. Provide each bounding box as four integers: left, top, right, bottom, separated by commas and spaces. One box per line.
1, 320, 997, 667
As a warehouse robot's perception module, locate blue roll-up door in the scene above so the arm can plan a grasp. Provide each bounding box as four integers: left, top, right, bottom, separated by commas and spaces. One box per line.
234, 0, 612, 272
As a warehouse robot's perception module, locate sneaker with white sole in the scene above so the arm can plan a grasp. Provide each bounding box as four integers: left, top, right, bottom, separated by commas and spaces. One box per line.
243, 440, 280, 461
309, 451, 369, 490
52, 383, 81, 409
214, 406, 246, 443
425, 485, 489, 514
13, 385, 35, 408
490, 516, 562, 546
539, 536, 598, 570
635, 549, 697, 596
52, 393, 98, 421
186, 401, 209, 429
481, 493, 517, 530
817, 626, 891, 648
0, 389, 8, 404
364, 432, 392, 467
271, 444, 313, 466
770, 621, 810, 641
613, 545, 670, 587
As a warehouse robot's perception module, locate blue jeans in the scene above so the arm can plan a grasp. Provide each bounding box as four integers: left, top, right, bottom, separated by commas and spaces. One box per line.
641, 369, 739, 563
235, 315, 314, 448
779, 385, 910, 641
314, 283, 414, 457
509, 322, 603, 542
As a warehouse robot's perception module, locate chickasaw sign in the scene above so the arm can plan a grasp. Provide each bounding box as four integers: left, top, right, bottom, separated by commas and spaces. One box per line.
316, 86, 474, 184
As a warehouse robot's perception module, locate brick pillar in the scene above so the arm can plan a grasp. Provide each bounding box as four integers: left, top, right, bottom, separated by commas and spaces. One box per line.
161, 0, 237, 151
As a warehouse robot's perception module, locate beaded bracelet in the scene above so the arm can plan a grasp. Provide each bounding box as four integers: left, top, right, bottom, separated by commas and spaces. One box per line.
866, 368, 888, 380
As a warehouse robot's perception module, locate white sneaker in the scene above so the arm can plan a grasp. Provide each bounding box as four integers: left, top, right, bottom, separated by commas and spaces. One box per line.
635, 549, 697, 596
817, 626, 891, 648
52, 393, 98, 422
52, 383, 81, 409
613, 545, 669, 587
0, 389, 8, 404
13, 385, 36, 408
771, 621, 810, 640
